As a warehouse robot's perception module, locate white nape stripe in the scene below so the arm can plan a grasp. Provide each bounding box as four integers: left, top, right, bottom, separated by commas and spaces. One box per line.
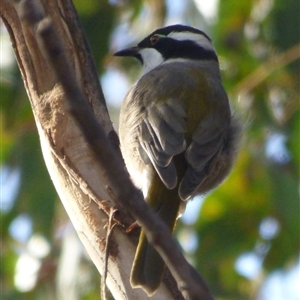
168, 31, 215, 52
139, 48, 164, 74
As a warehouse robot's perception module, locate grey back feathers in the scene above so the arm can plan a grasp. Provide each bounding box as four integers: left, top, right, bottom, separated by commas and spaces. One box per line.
119, 57, 240, 200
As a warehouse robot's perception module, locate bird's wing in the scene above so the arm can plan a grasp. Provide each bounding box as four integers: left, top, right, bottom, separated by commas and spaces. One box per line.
177, 66, 231, 200
178, 114, 225, 200
138, 98, 187, 189
133, 64, 190, 189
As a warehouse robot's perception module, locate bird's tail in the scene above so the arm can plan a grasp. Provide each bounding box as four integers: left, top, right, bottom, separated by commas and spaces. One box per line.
130, 174, 181, 295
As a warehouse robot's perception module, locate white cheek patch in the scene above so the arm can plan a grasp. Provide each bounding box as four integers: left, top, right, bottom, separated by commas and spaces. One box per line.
169, 31, 215, 52
140, 48, 164, 74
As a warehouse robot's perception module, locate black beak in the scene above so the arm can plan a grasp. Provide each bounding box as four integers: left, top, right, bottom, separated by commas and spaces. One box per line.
114, 46, 140, 57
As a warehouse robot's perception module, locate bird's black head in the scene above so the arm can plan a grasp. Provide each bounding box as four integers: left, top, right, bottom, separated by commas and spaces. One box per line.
114, 24, 218, 73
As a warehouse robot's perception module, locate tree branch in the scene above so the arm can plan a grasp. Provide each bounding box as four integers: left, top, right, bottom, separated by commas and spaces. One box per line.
1, 0, 215, 299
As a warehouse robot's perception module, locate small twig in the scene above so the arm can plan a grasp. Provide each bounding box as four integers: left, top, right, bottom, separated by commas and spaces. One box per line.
101, 208, 118, 300
232, 43, 300, 96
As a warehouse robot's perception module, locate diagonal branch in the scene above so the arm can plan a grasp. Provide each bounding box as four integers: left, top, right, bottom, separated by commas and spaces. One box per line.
1, 0, 216, 299
232, 43, 300, 95
35, 12, 214, 300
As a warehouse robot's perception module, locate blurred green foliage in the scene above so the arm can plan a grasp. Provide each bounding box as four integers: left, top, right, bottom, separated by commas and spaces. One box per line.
1, 0, 299, 299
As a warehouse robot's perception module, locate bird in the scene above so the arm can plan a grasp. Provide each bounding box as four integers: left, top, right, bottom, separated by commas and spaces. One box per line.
114, 24, 241, 295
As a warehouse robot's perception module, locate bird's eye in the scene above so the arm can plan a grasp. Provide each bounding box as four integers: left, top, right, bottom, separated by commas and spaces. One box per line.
150, 35, 160, 45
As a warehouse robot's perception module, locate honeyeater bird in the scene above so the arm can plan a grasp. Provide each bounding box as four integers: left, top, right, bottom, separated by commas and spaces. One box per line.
115, 24, 241, 295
